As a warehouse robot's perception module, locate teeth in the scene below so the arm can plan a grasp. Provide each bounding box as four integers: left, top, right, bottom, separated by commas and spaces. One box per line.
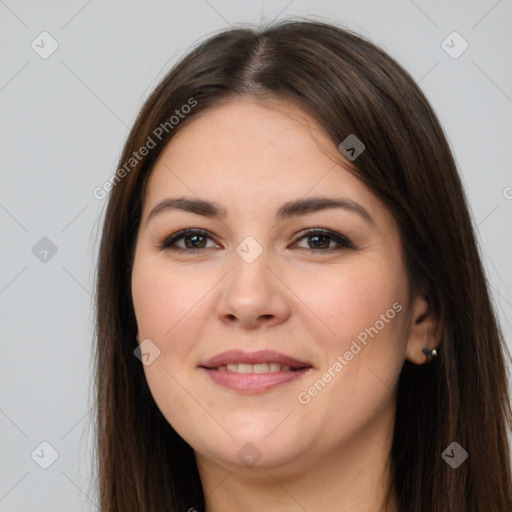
253, 363, 269, 373
238, 363, 252, 374
216, 363, 297, 373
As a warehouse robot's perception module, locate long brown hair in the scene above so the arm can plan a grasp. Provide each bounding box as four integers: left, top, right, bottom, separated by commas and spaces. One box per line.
93, 18, 512, 511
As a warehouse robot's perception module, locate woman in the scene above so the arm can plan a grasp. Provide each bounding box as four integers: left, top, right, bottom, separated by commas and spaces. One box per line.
93, 18, 512, 511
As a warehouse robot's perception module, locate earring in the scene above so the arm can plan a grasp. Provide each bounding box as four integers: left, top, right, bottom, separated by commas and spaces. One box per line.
422, 347, 438, 362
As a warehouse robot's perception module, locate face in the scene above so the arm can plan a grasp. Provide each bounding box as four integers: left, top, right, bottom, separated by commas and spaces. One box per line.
131, 97, 420, 474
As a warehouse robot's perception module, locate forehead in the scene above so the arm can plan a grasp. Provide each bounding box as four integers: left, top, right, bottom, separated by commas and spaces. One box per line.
151, 97, 336, 182
141, 97, 388, 228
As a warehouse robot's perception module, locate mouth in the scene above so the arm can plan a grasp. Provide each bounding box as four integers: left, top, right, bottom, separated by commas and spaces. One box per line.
199, 350, 313, 393
211, 362, 303, 373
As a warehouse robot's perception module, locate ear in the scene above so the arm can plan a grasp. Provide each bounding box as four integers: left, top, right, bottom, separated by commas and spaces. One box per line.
405, 294, 442, 365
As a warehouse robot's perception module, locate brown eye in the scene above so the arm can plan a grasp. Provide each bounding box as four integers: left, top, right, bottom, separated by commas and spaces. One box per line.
293, 229, 355, 251
160, 229, 219, 251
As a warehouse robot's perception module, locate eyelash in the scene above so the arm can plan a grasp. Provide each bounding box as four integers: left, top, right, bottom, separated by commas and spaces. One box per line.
159, 228, 355, 253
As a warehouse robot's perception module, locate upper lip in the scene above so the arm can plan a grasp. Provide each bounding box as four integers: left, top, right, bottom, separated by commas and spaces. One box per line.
200, 350, 313, 369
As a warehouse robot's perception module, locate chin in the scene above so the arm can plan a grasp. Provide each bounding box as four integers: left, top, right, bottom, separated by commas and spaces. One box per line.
193, 427, 311, 472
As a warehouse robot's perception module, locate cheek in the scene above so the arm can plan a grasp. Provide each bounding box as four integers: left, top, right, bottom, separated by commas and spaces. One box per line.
293, 270, 407, 440
298, 261, 405, 339
131, 257, 204, 340
131, 258, 210, 441
302, 261, 408, 385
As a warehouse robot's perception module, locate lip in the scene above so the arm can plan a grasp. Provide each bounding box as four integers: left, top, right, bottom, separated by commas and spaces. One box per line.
200, 367, 311, 392
199, 350, 313, 393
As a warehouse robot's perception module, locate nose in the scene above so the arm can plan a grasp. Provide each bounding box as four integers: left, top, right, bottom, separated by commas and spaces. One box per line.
216, 247, 291, 330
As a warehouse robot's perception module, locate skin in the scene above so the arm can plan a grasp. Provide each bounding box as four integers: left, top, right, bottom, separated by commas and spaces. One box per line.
131, 97, 442, 512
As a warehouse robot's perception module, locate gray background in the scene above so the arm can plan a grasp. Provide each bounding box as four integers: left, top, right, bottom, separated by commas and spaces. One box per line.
1, 0, 511, 510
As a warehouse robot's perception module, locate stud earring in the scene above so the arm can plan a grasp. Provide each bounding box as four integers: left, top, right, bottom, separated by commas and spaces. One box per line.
422, 347, 438, 362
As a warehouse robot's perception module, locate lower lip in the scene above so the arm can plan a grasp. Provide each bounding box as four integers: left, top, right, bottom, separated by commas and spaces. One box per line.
200, 367, 311, 392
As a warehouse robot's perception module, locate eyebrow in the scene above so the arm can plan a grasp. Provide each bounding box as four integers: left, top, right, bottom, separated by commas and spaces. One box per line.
146, 196, 376, 226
